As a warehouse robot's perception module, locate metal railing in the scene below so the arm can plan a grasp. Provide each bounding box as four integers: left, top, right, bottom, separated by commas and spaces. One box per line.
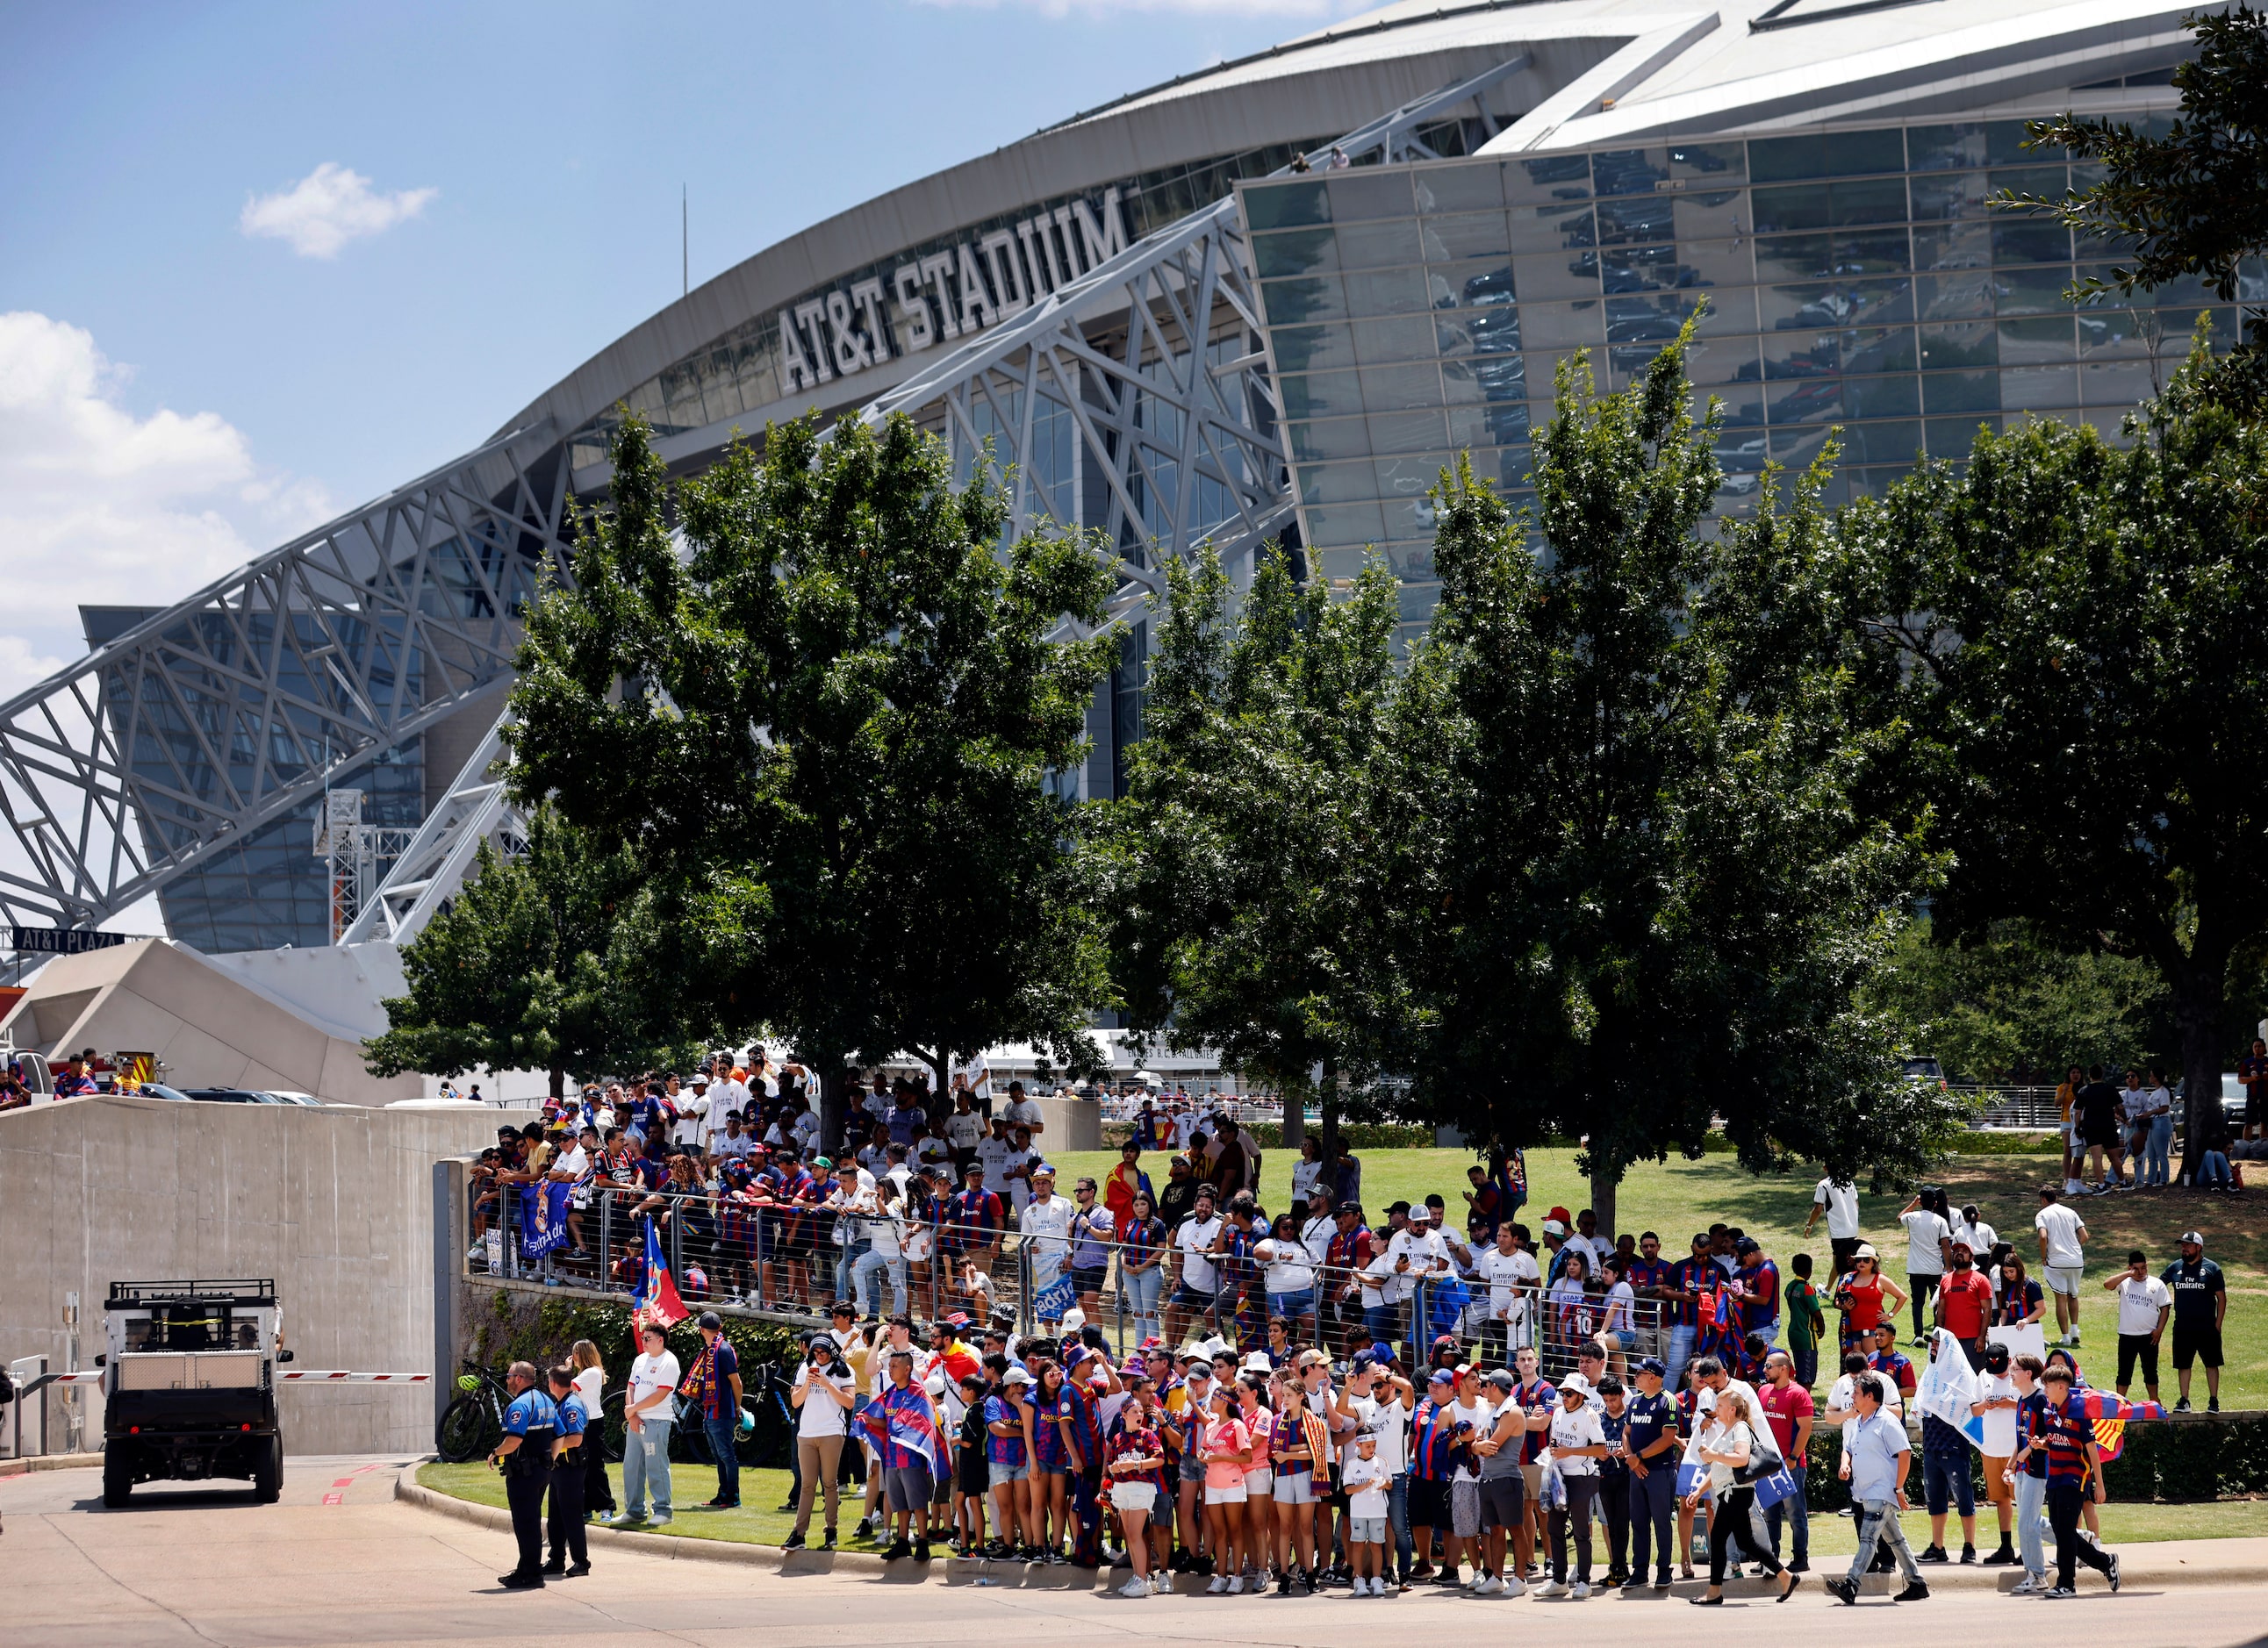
464, 1179, 1675, 1373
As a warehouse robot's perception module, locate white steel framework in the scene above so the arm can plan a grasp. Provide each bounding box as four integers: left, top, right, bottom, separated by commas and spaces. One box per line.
0, 426, 572, 931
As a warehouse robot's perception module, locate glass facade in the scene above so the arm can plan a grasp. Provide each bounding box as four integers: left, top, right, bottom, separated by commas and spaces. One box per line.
1241, 112, 2256, 640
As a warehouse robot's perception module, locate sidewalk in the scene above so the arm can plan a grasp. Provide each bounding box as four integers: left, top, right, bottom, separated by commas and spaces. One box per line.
393, 1465, 2268, 1594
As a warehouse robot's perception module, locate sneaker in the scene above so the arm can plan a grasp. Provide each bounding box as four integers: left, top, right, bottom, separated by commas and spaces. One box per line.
1277, 1572, 1294, 1597
650, 1513, 671, 1526
2007, 1574, 2041, 1596
1409, 1561, 1434, 1580
1959, 1544, 1977, 1565
1894, 1581, 1931, 1601
1572, 1581, 1591, 1600
1206, 1575, 1228, 1594
913, 1540, 931, 1564
1982, 1544, 2016, 1566
2209, 1398, 2221, 1413
1919, 1545, 1948, 1564
2174, 1397, 2193, 1413
1461, 1571, 1487, 1592
1824, 1578, 1858, 1606
781, 1531, 805, 1551
1536, 1578, 1568, 1597
1475, 1575, 1506, 1596
1503, 1575, 1527, 1598
822, 1528, 838, 1550
1122, 1577, 1151, 1598
2043, 1586, 2077, 1599
2107, 1552, 2121, 1594
1435, 1567, 1463, 1587
1151, 1573, 1170, 1594
1654, 1573, 1673, 1589
880, 1539, 912, 1561
1225, 1574, 1244, 1594
2070, 1329, 2081, 1345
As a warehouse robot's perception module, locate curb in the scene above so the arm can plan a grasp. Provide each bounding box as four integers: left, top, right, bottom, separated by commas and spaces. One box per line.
389, 1468, 2268, 1594
0, 1452, 104, 1479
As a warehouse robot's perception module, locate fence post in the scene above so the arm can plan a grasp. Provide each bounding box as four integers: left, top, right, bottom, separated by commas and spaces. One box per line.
1018, 1243, 1034, 1343
599, 1192, 614, 1293
670, 1203, 685, 1286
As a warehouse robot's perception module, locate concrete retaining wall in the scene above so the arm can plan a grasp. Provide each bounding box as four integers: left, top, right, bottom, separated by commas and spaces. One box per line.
0, 1094, 532, 1455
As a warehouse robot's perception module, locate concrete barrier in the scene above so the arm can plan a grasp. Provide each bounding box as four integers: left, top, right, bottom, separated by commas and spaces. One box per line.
1, 1094, 535, 1455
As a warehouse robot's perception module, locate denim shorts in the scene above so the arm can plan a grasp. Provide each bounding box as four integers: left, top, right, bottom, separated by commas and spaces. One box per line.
1349, 1515, 1387, 1544
1180, 1452, 1206, 1485
989, 1460, 1030, 1487
1036, 1459, 1068, 1477
1268, 1288, 1317, 1318
1171, 1282, 1216, 1309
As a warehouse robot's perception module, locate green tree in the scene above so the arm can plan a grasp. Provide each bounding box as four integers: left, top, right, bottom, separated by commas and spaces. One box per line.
1088, 543, 1420, 1151
1864, 919, 2171, 1083
363, 804, 652, 1099
2005, 4, 2268, 401
1410, 333, 1957, 1229
1845, 336, 2268, 1172
506, 411, 1116, 1143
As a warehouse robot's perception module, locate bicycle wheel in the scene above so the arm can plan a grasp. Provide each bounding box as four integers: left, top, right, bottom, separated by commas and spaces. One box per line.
594, 1388, 626, 1463
435, 1394, 501, 1463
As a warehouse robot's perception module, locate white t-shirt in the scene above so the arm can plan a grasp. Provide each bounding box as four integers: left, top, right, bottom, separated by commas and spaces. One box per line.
2114, 1273, 2172, 1336
1344, 1391, 1410, 1476
2034, 1202, 2086, 1268
1450, 1398, 1492, 1480
1813, 1178, 1860, 1240
628, 1349, 681, 1426
1344, 1452, 1392, 1517
571, 1364, 606, 1416
1477, 1246, 1540, 1319
1357, 1252, 1395, 1308
1600, 1279, 1637, 1335
793, 1363, 854, 1438
1386, 1227, 1445, 1301
1953, 1217, 2000, 1287
1289, 1158, 1323, 1204
1826, 1371, 1903, 1419
1977, 1372, 2020, 1456
1683, 1378, 1762, 1461
552, 1144, 590, 1178
1260, 1236, 1316, 1293
1020, 1194, 1074, 1262
976, 1134, 1013, 1194
1000, 1148, 1037, 1213
944, 1110, 982, 1150
1172, 1110, 1201, 1150
1902, 1209, 1950, 1277
1002, 1097, 1044, 1136
1177, 1215, 1224, 1292
1548, 1405, 1606, 1476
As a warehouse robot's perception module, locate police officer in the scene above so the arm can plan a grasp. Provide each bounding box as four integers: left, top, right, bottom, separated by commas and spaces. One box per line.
487, 1359, 557, 1589
542, 1364, 591, 1577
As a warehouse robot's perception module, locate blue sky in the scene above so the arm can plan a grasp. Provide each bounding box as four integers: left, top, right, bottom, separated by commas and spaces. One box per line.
0, 0, 1366, 696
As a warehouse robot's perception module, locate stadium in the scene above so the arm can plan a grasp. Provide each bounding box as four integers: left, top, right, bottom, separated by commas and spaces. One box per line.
0, 0, 2225, 1095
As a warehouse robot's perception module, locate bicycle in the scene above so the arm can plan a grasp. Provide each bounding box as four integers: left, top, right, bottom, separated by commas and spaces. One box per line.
435, 1359, 510, 1462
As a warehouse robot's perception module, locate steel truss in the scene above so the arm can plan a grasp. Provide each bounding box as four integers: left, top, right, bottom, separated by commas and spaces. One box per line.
342, 59, 1530, 948
0, 426, 572, 932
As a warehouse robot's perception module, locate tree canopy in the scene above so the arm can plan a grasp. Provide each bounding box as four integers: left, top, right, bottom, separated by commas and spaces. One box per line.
1406, 329, 1958, 1222
506, 410, 1117, 1140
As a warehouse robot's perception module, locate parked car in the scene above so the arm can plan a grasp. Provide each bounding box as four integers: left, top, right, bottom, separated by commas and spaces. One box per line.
262, 1090, 327, 1107
1902, 1056, 1947, 1088
178, 1087, 287, 1105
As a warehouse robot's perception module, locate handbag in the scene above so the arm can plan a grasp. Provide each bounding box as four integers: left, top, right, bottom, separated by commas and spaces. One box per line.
1731, 1424, 1784, 1487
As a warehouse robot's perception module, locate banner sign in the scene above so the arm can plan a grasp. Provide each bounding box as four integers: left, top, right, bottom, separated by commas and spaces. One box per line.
11, 927, 134, 955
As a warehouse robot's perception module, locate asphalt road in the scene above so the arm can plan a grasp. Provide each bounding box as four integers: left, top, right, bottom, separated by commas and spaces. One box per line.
7, 1454, 2268, 1648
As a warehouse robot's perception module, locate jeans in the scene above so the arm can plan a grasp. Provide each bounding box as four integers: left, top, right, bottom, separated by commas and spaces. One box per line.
1922, 1447, 1974, 1517
1664, 1325, 1697, 1385
852, 1248, 906, 1317
836, 1234, 870, 1301
1389, 1471, 1414, 1579
2015, 1471, 2048, 1580
704, 1414, 741, 1505
1549, 1473, 1598, 1583
2145, 1115, 2173, 1186
1846, 1497, 1920, 1587
2198, 1150, 2233, 1187
1628, 1463, 1676, 1580
1763, 1473, 1808, 1565
1121, 1265, 1163, 1334
1364, 1303, 1399, 1347
2048, 1479, 2113, 1590
621, 1419, 673, 1518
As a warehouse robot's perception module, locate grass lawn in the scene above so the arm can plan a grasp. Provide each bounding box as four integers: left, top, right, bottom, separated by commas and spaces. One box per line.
416, 1461, 2268, 1550
421, 1462, 869, 1547
1044, 1143, 2268, 1407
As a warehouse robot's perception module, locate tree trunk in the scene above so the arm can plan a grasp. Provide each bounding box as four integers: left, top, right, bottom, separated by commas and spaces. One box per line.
549, 1063, 565, 1102
922, 1048, 952, 1129
2174, 964, 2228, 1188
1281, 1062, 1313, 1154
1589, 1162, 1618, 1246
819, 1057, 852, 1160
1320, 1087, 1340, 1171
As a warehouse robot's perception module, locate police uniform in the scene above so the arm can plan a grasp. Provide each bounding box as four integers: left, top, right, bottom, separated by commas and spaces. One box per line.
498, 1384, 558, 1585
546, 1386, 590, 1573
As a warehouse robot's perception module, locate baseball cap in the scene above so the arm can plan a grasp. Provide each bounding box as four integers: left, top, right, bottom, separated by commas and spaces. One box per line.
1482, 1369, 1516, 1391
1636, 1357, 1666, 1378
1547, 1206, 1572, 1225
1733, 1236, 1760, 1255
696, 1310, 722, 1330
813, 1155, 833, 1169
2181, 1229, 2206, 1245
1003, 1367, 1036, 1386
1541, 1218, 1568, 1236
1426, 1368, 1455, 1386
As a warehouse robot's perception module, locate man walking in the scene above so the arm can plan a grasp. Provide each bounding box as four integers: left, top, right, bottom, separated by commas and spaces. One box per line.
2033, 1186, 2087, 1346
1824, 1373, 1927, 1605
1757, 1351, 1813, 1571
485, 1360, 557, 1590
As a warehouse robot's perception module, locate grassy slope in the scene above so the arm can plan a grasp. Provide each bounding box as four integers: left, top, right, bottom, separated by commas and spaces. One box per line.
1045, 1143, 2268, 1406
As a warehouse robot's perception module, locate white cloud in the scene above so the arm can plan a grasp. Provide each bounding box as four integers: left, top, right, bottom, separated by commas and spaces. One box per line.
239, 161, 438, 259
0, 312, 336, 702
